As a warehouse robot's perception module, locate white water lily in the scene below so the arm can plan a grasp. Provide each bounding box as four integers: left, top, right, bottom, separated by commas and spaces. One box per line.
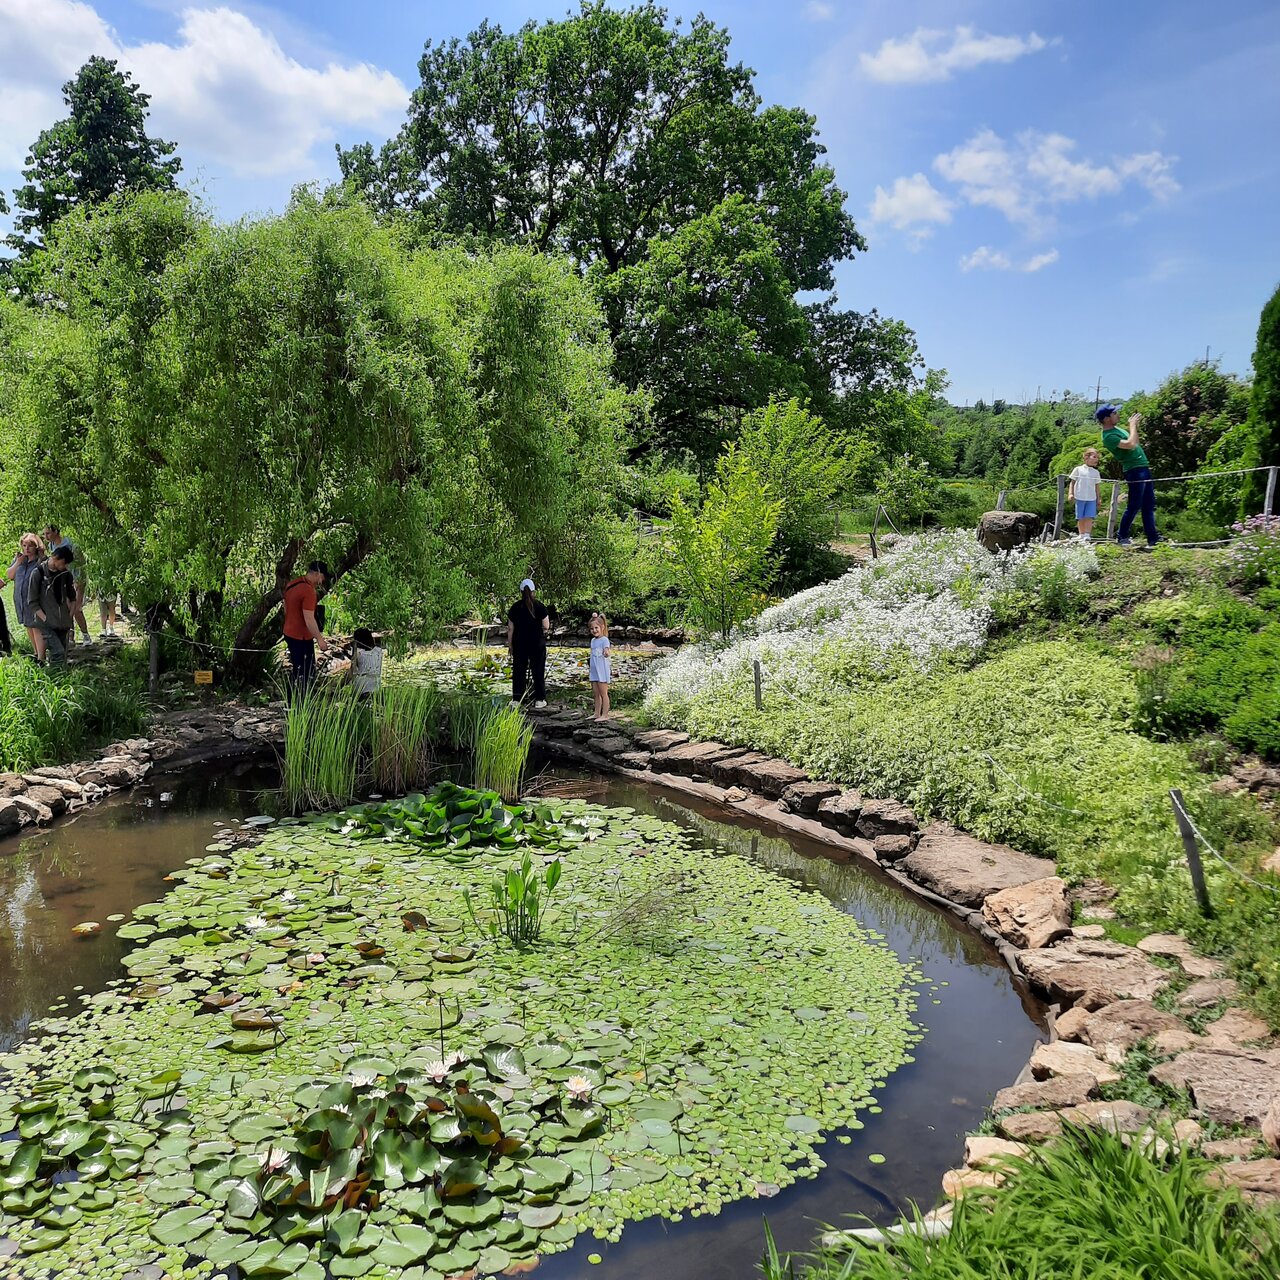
243, 915, 269, 931
330, 1103, 352, 1118
424, 1059, 451, 1084
345, 1070, 377, 1088
257, 1146, 289, 1172
305, 952, 326, 966
565, 1075, 594, 1103
278, 890, 296, 904
444, 1049, 468, 1069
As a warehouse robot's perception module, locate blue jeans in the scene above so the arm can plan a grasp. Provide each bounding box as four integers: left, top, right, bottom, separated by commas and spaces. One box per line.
1118, 467, 1159, 543
285, 635, 316, 700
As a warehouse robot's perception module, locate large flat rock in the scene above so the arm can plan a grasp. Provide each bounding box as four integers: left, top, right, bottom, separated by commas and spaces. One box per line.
1150, 1049, 1280, 1127
1079, 1000, 1185, 1059
899, 823, 1057, 908
854, 798, 918, 839
651, 741, 750, 778
733, 757, 808, 798
992, 1073, 1098, 1113
1018, 938, 1171, 1009
982, 876, 1071, 949
1207, 1159, 1280, 1206
1029, 1041, 1121, 1086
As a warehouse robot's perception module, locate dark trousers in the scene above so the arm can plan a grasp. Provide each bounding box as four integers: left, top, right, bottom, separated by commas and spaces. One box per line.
40, 625, 69, 666
1118, 466, 1160, 543
512, 645, 547, 703
285, 635, 316, 700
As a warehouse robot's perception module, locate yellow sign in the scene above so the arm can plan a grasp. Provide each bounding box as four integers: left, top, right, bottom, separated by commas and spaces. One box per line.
194, 670, 214, 685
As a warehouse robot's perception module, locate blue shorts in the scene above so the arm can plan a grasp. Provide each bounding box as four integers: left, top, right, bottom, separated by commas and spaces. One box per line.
1075, 499, 1098, 519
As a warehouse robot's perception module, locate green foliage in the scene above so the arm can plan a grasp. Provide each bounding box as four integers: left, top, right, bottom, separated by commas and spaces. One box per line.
1047, 427, 1106, 481
991, 548, 1092, 629
467, 852, 564, 946
1125, 361, 1251, 479
474, 703, 534, 800
1186, 419, 1257, 527
770, 1127, 1280, 1279
873, 454, 938, 527
668, 455, 781, 638
5, 56, 181, 264
0, 656, 146, 771
281, 686, 369, 814
1241, 280, 1280, 514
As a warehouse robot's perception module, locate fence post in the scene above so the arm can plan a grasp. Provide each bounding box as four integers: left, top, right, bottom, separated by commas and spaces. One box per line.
1106, 480, 1121, 541
148, 629, 160, 700
752, 660, 763, 711
996, 489, 1007, 511
1265, 467, 1278, 520
1052, 475, 1066, 540
869, 505, 881, 560
1169, 788, 1213, 918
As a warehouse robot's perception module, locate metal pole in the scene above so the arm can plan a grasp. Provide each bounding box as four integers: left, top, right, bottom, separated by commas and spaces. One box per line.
996, 489, 1007, 511
1052, 475, 1066, 541
1106, 480, 1121, 541
1169, 788, 1213, 918
752, 660, 763, 712
1265, 467, 1278, 520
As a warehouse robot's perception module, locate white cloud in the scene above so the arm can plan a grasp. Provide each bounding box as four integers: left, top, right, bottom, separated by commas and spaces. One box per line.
960, 245, 1060, 273
933, 128, 1179, 233
803, 1, 835, 20
0, 0, 408, 179
860, 26, 1049, 84
868, 173, 954, 236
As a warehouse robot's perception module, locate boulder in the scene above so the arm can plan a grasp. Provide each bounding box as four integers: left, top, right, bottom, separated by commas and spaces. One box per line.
1079, 1000, 1185, 1059
1176, 978, 1239, 1009
779, 780, 842, 815
1070, 924, 1107, 939
854, 798, 918, 840
22, 784, 67, 817
1058, 1100, 1152, 1135
997, 1111, 1063, 1142
1053, 1005, 1092, 1042
816, 790, 864, 835
1029, 1041, 1121, 1087
633, 728, 690, 751
1206, 1159, 1280, 1206
1202, 1007, 1273, 1052
708, 751, 771, 786
1203, 1137, 1262, 1161
0, 774, 29, 798
982, 876, 1072, 950
0, 797, 31, 836
977, 510, 1042, 553
10, 793, 53, 825
651, 741, 748, 778
1150, 1028, 1203, 1056
872, 834, 914, 862
584, 734, 633, 757
941, 1167, 1002, 1198
964, 1135, 1029, 1168
1150, 1050, 1280, 1127
22, 774, 83, 800
616, 751, 652, 772
1136, 932, 1193, 959
1018, 937, 1171, 1009
734, 757, 808, 798
992, 1073, 1098, 1113
1180, 955, 1226, 979
901, 823, 1057, 909
1264, 847, 1280, 877
1262, 1096, 1280, 1156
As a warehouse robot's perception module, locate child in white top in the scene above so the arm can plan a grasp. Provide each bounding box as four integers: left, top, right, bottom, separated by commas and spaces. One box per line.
350, 627, 384, 697
1067, 447, 1103, 541
588, 613, 612, 722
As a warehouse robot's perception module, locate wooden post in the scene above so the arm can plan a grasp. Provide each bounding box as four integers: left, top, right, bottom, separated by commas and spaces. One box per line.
1169, 788, 1213, 918
752, 660, 763, 711
1052, 475, 1066, 540
996, 489, 1007, 511
869, 505, 881, 560
148, 629, 160, 699
1265, 467, 1278, 520
1106, 480, 1121, 541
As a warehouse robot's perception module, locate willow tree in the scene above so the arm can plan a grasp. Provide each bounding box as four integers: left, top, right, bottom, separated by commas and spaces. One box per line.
0, 190, 631, 671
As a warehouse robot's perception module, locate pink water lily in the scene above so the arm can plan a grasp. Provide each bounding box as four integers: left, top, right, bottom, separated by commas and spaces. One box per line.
305, 952, 326, 966
257, 1147, 289, 1173
425, 1059, 450, 1084
565, 1075, 593, 1103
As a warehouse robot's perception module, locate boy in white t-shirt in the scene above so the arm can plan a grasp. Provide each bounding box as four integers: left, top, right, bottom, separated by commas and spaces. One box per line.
1067, 447, 1103, 542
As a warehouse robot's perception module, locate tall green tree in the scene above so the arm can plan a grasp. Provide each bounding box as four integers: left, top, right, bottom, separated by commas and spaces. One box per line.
1242, 281, 1280, 514
0, 191, 631, 671
337, 2, 872, 458
1124, 361, 1250, 479
5, 56, 181, 262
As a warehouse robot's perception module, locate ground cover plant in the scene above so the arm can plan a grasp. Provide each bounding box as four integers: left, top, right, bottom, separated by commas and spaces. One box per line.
643, 531, 1280, 1026
0, 785, 921, 1276
764, 1125, 1280, 1279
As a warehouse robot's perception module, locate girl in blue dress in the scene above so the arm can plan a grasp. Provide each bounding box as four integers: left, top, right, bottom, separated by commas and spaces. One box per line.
589, 613, 612, 722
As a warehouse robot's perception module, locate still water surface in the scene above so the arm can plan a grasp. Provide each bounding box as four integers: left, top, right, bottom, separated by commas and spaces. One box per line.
0, 766, 1044, 1278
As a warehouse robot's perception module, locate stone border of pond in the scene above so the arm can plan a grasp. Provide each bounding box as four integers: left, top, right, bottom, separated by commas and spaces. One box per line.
4, 695, 1276, 1224
528, 706, 1280, 1221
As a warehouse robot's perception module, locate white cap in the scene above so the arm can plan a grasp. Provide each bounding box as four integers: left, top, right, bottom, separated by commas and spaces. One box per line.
519, 578, 535, 592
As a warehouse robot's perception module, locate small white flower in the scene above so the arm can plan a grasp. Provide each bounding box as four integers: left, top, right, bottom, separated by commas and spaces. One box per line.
330, 1103, 352, 1118
345, 1070, 377, 1088
279, 890, 296, 904
305, 952, 326, 966
565, 1076, 593, 1103
257, 1146, 289, 1172
425, 1059, 450, 1084
444, 1049, 467, 1069
243, 915, 269, 931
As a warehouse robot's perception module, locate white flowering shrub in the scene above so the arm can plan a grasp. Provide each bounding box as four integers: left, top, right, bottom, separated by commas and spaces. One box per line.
645, 530, 1098, 722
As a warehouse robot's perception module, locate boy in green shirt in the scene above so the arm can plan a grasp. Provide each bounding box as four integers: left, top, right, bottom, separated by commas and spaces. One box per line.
1096, 404, 1160, 546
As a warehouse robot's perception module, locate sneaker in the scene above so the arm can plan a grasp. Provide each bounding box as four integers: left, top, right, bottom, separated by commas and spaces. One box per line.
1116, 538, 1133, 547
533, 700, 548, 710
78, 635, 93, 646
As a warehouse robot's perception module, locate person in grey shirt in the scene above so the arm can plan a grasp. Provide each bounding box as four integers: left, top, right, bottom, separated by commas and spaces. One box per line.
42, 524, 93, 645
28, 544, 76, 665
8, 534, 46, 660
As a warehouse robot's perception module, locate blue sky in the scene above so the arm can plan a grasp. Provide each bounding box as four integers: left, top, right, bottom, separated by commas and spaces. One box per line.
2, 0, 1278, 404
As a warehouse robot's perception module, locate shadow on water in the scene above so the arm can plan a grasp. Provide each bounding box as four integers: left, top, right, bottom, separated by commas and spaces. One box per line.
0, 763, 1045, 1279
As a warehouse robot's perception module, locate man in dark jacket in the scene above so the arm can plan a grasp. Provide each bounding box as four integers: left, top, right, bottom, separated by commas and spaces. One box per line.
28, 544, 76, 665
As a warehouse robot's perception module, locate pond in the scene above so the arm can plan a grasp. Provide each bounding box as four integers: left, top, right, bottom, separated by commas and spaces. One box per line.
0, 765, 1043, 1278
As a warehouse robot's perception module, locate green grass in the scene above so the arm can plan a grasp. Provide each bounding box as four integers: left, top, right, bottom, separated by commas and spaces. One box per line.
280, 685, 367, 813
474, 702, 534, 800
766, 1127, 1280, 1280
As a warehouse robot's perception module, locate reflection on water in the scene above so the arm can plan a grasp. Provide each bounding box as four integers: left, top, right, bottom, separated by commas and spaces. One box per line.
0, 763, 1044, 1280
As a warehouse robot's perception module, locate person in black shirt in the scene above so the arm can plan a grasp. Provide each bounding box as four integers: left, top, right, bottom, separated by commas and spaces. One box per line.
506, 578, 550, 707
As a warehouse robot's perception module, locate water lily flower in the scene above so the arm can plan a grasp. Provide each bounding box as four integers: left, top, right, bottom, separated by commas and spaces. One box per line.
243, 915, 269, 931
257, 1147, 289, 1173
445, 1049, 468, 1069
305, 952, 326, 966
330, 1103, 352, 1118
279, 890, 296, 904
345, 1070, 378, 1088
565, 1076, 594, 1103
425, 1059, 450, 1084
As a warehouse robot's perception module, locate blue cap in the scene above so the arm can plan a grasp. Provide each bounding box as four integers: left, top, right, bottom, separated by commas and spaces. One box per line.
1094, 403, 1120, 422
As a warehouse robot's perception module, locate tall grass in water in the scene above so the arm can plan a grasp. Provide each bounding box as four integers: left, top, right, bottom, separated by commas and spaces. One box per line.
281, 687, 367, 813
766, 1125, 1280, 1280
370, 683, 440, 795
474, 703, 534, 800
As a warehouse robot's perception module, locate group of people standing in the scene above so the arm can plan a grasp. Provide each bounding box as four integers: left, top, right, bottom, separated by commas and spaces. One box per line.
1065, 405, 1161, 546
3, 527, 116, 665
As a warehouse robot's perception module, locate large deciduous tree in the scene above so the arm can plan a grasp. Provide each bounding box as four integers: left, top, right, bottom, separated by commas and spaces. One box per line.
5, 56, 181, 262
337, 1, 878, 459
0, 191, 631, 672
1241, 281, 1280, 515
